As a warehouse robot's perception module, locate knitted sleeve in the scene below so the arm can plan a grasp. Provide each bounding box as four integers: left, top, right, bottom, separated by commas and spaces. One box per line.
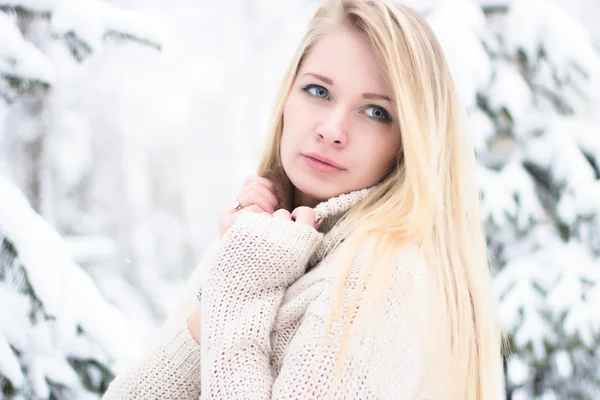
202, 217, 436, 399
102, 242, 220, 400
200, 211, 323, 398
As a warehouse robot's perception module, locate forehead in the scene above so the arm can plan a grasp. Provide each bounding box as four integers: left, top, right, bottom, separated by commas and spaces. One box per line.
299, 27, 388, 92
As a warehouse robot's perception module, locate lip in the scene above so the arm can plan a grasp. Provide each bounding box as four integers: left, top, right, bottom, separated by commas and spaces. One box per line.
302, 152, 345, 173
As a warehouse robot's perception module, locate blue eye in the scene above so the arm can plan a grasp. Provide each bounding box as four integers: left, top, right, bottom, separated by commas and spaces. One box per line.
302, 84, 330, 100
365, 105, 392, 123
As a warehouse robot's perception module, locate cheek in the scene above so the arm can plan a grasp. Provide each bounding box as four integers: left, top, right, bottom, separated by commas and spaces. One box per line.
363, 131, 401, 177
386, 135, 402, 167
282, 96, 310, 146
281, 107, 300, 161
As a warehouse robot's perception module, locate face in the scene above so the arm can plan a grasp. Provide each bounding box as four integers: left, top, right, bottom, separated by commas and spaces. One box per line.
281, 25, 402, 208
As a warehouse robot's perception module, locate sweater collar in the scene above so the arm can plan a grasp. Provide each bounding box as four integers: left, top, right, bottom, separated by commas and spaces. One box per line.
305, 186, 376, 271
312, 185, 377, 235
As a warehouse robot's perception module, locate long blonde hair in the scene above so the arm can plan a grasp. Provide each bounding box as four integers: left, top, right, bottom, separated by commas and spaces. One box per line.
256, 0, 505, 398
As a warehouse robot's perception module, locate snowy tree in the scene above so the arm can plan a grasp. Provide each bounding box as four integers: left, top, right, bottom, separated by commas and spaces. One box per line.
430, 0, 600, 398
0, 0, 170, 317
0, 0, 162, 99
2, 0, 599, 398
0, 175, 141, 399
0, 1, 164, 398
403, 0, 600, 397
0, 0, 163, 216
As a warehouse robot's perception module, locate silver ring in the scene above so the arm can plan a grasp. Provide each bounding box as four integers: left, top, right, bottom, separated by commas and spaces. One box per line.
232, 199, 243, 211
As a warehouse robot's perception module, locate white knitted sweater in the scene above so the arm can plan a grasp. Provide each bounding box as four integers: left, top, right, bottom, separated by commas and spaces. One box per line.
103, 187, 437, 399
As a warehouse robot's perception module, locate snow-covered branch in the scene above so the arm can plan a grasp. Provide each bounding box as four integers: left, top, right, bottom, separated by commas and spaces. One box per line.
0, 0, 166, 101
0, 0, 165, 54
0, 175, 140, 398
0, 12, 54, 101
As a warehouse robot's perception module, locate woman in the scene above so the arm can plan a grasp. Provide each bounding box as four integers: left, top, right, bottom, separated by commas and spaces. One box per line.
103, 0, 504, 398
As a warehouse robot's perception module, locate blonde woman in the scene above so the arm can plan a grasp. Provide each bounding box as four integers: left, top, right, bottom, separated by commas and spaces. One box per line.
103, 0, 504, 398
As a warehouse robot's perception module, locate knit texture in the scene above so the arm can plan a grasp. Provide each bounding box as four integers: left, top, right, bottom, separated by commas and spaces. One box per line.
103, 187, 437, 399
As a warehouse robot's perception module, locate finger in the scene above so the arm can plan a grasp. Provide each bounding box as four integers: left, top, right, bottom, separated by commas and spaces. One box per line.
243, 174, 257, 187
244, 176, 278, 201
243, 204, 264, 214
315, 220, 322, 231
272, 209, 292, 221
237, 190, 275, 213
246, 183, 278, 209
291, 206, 316, 227
245, 175, 276, 192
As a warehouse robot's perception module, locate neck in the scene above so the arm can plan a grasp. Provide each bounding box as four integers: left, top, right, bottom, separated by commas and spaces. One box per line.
293, 187, 322, 209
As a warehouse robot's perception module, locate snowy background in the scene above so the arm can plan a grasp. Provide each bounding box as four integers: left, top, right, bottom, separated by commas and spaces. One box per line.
1, 0, 599, 399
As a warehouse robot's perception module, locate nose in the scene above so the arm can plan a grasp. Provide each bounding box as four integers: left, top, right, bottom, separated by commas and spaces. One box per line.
315, 108, 348, 147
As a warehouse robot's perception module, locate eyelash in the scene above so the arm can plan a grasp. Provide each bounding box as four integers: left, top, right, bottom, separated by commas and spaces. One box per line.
301, 84, 393, 124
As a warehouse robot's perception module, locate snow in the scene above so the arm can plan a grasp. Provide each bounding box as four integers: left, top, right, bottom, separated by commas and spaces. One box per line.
427, 0, 493, 111
478, 159, 545, 232
1, 0, 166, 53
63, 234, 118, 264
495, 236, 600, 359
468, 109, 495, 154
554, 0, 600, 55
520, 117, 600, 227
2, 0, 600, 397
554, 350, 572, 378
487, 61, 533, 124
476, 4, 600, 394
0, 175, 64, 316
48, 110, 93, 190
507, 355, 529, 386
0, 12, 56, 84
478, 0, 513, 6
0, 318, 25, 389
504, 0, 600, 100
0, 175, 141, 392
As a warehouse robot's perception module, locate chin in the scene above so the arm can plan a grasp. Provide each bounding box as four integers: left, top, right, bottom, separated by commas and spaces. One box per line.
287, 167, 348, 202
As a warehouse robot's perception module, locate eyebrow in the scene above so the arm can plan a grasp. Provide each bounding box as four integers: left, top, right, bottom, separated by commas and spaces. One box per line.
301, 72, 392, 102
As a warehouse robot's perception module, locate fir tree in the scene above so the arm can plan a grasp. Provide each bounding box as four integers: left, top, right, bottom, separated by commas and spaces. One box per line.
0, 1, 163, 398
475, 0, 600, 398
0, 176, 140, 399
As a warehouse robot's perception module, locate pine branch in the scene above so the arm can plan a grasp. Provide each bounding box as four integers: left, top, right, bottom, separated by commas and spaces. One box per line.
480, 3, 509, 16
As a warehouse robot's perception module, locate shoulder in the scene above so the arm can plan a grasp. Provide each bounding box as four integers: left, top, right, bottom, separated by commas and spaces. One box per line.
352, 242, 438, 361
385, 244, 437, 324
353, 240, 434, 297
357, 244, 440, 397
344, 240, 437, 340
390, 244, 434, 291
340, 239, 435, 305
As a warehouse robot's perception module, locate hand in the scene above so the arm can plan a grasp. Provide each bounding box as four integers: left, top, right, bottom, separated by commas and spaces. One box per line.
219, 176, 279, 237
273, 206, 320, 230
